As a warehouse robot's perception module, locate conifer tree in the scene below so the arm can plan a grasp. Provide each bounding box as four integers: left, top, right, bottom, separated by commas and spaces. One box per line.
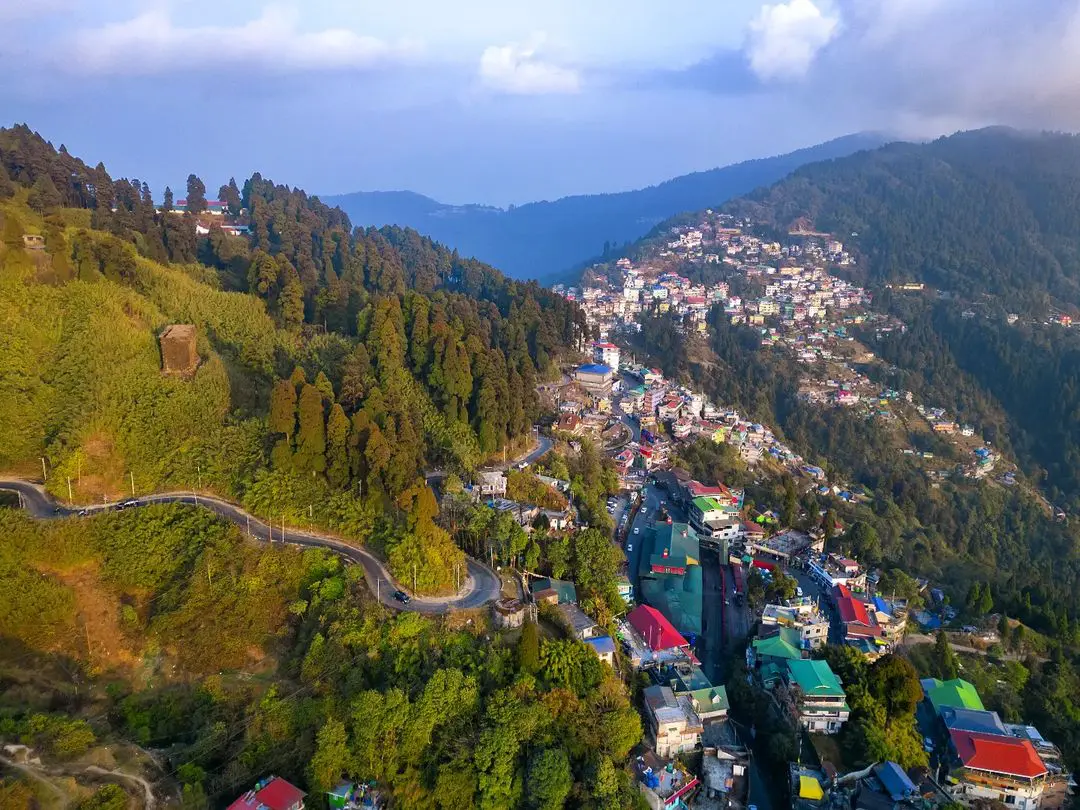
326, 403, 351, 489
295, 383, 327, 473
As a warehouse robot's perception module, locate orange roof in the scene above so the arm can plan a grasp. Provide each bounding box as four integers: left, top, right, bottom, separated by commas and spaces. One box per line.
950, 730, 1047, 779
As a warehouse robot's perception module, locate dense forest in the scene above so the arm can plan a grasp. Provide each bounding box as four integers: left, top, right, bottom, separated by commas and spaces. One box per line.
861, 299, 1080, 511
0, 123, 587, 593
0, 506, 645, 809
725, 127, 1080, 310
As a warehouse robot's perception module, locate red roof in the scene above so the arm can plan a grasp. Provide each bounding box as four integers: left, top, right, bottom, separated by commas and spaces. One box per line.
837, 596, 871, 626
255, 778, 306, 810
832, 584, 852, 599
950, 730, 1047, 779
628, 604, 689, 651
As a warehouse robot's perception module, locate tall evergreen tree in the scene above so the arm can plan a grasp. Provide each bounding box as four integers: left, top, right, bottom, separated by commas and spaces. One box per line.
326, 403, 351, 489
185, 174, 207, 215
295, 383, 327, 473
279, 263, 305, 329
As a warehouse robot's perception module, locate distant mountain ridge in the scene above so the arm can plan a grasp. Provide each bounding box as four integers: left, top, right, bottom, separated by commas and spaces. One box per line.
324, 133, 886, 281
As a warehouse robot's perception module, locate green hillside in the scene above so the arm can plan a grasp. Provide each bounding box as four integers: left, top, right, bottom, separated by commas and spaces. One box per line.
0, 124, 587, 594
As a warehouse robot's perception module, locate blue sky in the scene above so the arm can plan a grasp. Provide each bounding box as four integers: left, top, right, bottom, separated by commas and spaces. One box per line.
3, 0, 1079, 205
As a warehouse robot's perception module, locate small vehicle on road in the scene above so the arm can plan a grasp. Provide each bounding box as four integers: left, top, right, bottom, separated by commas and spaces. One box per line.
633, 527, 640, 535
797, 586, 804, 597
123, 500, 138, 508
392, 590, 411, 604
626, 543, 633, 553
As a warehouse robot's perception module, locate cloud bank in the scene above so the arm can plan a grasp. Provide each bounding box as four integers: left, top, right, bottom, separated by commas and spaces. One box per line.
66, 6, 420, 76
478, 35, 580, 95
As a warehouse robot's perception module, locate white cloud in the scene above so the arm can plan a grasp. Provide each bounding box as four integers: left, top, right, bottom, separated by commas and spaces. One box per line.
65, 6, 420, 76
745, 0, 839, 81
479, 34, 580, 95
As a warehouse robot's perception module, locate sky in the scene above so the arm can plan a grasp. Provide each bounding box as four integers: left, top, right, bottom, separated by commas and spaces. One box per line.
3, 0, 1080, 205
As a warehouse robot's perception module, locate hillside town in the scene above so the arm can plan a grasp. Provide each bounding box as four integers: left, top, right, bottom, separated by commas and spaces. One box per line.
445, 214, 1080, 810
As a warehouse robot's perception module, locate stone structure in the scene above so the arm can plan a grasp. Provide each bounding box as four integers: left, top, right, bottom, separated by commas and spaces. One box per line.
159, 324, 200, 377
492, 598, 526, 629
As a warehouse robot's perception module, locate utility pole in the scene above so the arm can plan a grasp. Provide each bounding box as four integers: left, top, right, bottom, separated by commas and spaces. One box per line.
207, 561, 213, 588
197, 464, 202, 491
67, 477, 73, 503
413, 564, 417, 594
129, 471, 135, 497
246, 514, 250, 536
377, 578, 381, 602
41, 457, 47, 482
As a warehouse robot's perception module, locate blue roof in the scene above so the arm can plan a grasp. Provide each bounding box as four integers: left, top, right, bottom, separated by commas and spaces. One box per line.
874, 762, 917, 801
586, 635, 616, 654
872, 596, 890, 615
577, 363, 612, 375
940, 707, 1008, 736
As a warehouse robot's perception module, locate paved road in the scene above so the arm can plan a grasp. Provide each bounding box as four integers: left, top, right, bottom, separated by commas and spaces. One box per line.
0, 478, 501, 614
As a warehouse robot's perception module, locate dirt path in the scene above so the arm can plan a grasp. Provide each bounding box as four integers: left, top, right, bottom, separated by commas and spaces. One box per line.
85, 766, 155, 809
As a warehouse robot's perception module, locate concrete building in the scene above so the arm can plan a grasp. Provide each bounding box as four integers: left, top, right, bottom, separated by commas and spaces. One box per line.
643, 685, 704, 758
474, 469, 507, 499
785, 659, 850, 734
573, 363, 615, 397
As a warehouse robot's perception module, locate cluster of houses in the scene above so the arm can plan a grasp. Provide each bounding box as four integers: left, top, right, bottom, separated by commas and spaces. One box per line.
468, 469, 576, 531
919, 678, 1072, 810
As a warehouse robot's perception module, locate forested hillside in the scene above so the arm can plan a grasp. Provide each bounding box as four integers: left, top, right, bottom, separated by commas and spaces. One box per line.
726, 127, 1080, 309
0, 123, 586, 593
326, 133, 884, 282
0, 505, 644, 809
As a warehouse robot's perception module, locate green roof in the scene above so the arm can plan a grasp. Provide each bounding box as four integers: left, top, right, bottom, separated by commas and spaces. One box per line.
531, 577, 578, 604
753, 633, 802, 661
926, 678, 984, 713
688, 686, 729, 713
692, 496, 723, 512
786, 659, 845, 698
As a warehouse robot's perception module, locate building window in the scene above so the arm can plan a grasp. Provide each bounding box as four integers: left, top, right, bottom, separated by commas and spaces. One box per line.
1004, 796, 1015, 805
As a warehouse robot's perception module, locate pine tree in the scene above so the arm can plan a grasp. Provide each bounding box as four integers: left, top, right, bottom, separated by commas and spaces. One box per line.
517, 618, 540, 674
269, 379, 297, 440
185, 174, 207, 215
295, 383, 327, 473
162, 186, 174, 212
314, 371, 335, 404
28, 174, 62, 212
279, 263, 305, 329
326, 403, 351, 489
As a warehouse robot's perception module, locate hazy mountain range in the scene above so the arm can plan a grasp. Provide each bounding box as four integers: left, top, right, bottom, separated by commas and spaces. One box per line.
323, 133, 886, 281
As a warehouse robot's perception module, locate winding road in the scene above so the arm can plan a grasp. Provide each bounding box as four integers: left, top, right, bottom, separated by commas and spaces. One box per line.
0, 478, 501, 614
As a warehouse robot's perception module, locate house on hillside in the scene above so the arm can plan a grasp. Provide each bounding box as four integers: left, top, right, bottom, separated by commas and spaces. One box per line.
228, 777, 305, 810
531, 577, 577, 605
785, 659, 850, 734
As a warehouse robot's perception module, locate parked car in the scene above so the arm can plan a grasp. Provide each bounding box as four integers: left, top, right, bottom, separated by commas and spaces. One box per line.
626, 543, 633, 552
633, 527, 640, 535
392, 590, 411, 604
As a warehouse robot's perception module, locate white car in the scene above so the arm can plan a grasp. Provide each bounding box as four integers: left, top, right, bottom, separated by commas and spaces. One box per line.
634, 527, 640, 534
796, 587, 804, 597
627, 543, 633, 552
